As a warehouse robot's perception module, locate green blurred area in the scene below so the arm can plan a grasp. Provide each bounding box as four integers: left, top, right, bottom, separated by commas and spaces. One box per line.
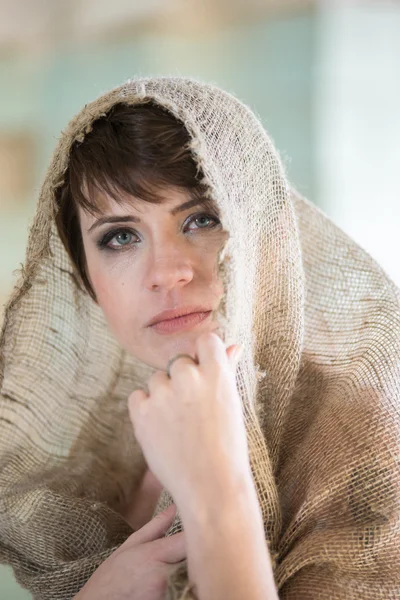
0, 12, 315, 313
0, 565, 31, 599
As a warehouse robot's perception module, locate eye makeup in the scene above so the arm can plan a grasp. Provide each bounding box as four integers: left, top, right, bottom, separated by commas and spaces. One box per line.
95, 211, 221, 252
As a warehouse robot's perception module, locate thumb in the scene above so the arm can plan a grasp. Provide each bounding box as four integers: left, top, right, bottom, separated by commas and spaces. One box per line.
132, 504, 177, 545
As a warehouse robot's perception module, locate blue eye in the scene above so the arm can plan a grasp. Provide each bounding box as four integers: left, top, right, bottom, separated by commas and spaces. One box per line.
97, 228, 138, 250
185, 213, 220, 231
96, 213, 221, 253
114, 231, 133, 245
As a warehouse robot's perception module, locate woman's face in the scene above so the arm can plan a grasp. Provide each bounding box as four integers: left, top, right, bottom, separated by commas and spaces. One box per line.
79, 187, 228, 371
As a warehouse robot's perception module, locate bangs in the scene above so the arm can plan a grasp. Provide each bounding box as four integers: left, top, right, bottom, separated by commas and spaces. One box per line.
67, 101, 207, 216
55, 101, 215, 300
69, 163, 209, 217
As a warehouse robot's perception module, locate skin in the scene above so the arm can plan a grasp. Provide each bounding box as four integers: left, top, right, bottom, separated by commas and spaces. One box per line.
128, 333, 278, 600
76, 186, 278, 599
78, 186, 228, 371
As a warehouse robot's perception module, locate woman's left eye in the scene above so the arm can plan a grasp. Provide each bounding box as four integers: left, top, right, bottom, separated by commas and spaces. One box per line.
185, 213, 220, 231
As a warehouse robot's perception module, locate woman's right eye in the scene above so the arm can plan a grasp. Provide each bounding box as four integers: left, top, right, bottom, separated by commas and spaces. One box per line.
97, 229, 139, 251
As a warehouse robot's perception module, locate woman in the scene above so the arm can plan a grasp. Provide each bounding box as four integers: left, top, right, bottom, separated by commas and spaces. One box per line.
0, 77, 399, 599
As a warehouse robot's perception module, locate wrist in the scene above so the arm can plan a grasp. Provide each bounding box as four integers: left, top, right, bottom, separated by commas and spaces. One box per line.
178, 467, 259, 529
179, 473, 277, 600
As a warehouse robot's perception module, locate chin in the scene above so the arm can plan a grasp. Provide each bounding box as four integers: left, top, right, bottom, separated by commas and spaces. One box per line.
165, 324, 223, 360
129, 321, 223, 371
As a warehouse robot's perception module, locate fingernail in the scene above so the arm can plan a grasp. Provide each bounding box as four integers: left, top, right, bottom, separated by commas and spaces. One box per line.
233, 344, 243, 363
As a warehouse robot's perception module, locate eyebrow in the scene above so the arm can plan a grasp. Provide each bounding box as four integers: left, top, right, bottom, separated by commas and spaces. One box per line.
87, 198, 215, 233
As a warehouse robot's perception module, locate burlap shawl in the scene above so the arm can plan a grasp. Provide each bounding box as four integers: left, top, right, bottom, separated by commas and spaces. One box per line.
0, 77, 399, 599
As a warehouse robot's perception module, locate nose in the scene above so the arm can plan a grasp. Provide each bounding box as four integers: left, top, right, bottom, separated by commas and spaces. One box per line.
143, 244, 195, 292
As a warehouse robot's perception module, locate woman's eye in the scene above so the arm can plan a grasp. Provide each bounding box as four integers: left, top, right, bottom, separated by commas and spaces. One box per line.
97, 214, 220, 252
98, 229, 138, 250
113, 231, 134, 246
186, 214, 220, 231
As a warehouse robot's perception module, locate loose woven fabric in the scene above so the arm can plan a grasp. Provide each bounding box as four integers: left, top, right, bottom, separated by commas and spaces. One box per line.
0, 77, 399, 599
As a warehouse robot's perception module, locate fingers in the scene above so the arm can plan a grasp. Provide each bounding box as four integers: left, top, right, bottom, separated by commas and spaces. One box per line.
132, 504, 186, 564
132, 504, 177, 545
196, 332, 227, 371
152, 531, 186, 564
196, 333, 243, 374
128, 371, 171, 424
167, 354, 198, 379
226, 344, 243, 370
147, 369, 170, 394
128, 388, 149, 426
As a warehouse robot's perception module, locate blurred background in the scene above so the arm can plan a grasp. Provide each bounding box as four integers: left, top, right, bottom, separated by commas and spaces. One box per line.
0, 0, 399, 597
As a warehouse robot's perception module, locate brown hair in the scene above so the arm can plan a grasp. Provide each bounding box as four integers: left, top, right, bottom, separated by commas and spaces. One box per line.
55, 101, 207, 301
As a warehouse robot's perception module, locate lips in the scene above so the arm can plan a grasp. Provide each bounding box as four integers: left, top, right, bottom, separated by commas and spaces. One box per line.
147, 306, 212, 327
150, 310, 212, 335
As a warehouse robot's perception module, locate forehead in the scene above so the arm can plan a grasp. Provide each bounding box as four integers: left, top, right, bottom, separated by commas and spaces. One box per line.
106, 187, 192, 211
78, 186, 218, 228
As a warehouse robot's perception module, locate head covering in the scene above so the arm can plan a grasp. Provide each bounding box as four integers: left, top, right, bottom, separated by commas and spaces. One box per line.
1, 77, 399, 599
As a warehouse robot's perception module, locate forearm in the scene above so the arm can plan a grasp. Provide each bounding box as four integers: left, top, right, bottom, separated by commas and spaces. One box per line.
179, 472, 279, 600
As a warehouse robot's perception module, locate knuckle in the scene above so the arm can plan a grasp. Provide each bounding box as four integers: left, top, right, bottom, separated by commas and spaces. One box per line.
170, 360, 198, 381
148, 370, 166, 386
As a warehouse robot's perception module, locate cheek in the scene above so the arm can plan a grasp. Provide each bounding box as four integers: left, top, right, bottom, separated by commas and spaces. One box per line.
207, 250, 225, 298
202, 230, 228, 292
89, 268, 140, 341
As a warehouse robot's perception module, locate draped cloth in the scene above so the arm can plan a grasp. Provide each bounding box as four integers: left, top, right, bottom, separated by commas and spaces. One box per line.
0, 77, 399, 599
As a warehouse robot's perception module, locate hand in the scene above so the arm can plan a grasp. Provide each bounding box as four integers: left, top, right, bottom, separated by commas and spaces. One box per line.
75, 504, 185, 600
128, 332, 249, 511
121, 469, 164, 531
